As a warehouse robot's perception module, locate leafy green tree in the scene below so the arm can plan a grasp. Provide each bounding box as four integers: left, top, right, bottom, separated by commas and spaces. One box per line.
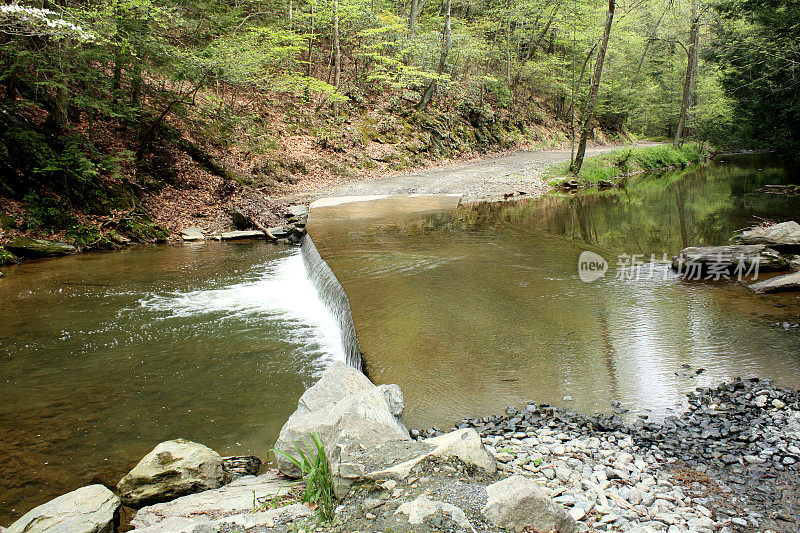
710, 0, 800, 148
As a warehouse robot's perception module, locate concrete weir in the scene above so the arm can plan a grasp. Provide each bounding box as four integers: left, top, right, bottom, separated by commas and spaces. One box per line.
301, 194, 463, 373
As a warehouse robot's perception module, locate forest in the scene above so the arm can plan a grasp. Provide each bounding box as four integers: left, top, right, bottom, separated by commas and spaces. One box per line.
0, 0, 798, 250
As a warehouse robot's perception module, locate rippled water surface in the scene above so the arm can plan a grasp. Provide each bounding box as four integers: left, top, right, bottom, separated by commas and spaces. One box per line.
0, 242, 343, 523
308, 155, 800, 429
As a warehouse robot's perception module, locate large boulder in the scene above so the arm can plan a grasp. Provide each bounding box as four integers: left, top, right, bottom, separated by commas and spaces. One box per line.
273, 361, 410, 493
671, 245, 789, 278
481, 475, 578, 533
7, 484, 119, 533
734, 221, 800, 250
5, 237, 76, 258
117, 439, 225, 508
131, 472, 302, 529
230, 208, 251, 230
749, 270, 800, 294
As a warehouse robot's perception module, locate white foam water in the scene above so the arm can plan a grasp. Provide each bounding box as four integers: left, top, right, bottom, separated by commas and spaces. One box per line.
138, 251, 346, 364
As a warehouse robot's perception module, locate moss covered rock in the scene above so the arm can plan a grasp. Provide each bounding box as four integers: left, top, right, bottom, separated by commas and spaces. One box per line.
5, 237, 77, 258
119, 213, 169, 243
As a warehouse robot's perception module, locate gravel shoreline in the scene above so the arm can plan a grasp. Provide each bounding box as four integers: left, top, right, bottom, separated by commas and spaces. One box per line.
411, 377, 800, 532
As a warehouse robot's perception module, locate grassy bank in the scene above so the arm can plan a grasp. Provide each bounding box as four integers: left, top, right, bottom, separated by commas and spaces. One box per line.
546, 143, 703, 184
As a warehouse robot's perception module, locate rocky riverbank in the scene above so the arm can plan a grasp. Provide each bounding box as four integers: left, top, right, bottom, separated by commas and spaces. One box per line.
6, 362, 799, 533
0, 203, 310, 271
668, 220, 800, 294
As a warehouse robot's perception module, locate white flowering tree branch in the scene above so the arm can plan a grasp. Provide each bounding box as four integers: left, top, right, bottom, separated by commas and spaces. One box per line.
0, 4, 94, 41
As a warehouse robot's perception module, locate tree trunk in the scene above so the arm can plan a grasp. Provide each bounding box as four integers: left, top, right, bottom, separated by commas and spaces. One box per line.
417, 0, 451, 111
131, 57, 143, 109
307, 2, 315, 77
675, 0, 699, 145
333, 0, 341, 90
567, 43, 597, 119
505, 0, 513, 85
409, 0, 419, 33
53, 84, 69, 132
527, 12, 554, 60
112, 51, 122, 108
630, 7, 668, 89
53, 43, 69, 132
570, 0, 615, 175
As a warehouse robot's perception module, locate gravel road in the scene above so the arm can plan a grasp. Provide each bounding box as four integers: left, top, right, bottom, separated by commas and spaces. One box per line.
315, 142, 657, 202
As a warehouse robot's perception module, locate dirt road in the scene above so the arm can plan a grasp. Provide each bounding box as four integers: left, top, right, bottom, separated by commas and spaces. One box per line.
314, 142, 656, 202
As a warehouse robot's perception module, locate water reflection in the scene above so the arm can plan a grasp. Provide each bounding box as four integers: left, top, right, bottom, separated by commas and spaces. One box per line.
308, 155, 800, 430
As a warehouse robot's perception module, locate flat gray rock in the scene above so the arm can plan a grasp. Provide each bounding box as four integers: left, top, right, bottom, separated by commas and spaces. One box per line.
132, 517, 218, 533
671, 245, 789, 277
131, 472, 302, 528
219, 230, 266, 240
7, 484, 120, 533
735, 221, 800, 247
5, 237, 76, 258
286, 205, 309, 218
132, 503, 314, 532
749, 270, 800, 294
267, 226, 290, 239
180, 227, 205, 241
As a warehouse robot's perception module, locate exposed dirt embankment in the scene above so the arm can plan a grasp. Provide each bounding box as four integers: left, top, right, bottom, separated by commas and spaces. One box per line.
0, 94, 631, 265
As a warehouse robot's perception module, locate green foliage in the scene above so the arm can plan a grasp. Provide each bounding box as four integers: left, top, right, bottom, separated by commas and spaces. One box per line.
546, 143, 703, 183
22, 194, 76, 230
271, 433, 335, 522
118, 212, 169, 243
0, 0, 765, 246
710, 0, 800, 149
0, 246, 18, 266
63, 224, 114, 249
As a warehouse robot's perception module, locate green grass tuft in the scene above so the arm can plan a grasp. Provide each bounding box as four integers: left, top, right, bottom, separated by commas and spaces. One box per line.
545, 143, 704, 184
271, 433, 336, 522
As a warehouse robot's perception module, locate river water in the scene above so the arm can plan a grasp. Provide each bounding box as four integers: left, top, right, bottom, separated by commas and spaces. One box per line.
0, 242, 344, 523
1, 154, 799, 523
308, 155, 800, 429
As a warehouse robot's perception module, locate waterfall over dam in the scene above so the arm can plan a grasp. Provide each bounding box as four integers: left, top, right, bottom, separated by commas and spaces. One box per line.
300, 234, 364, 371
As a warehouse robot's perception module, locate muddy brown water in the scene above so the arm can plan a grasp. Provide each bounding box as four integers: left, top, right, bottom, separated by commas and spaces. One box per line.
1, 154, 799, 524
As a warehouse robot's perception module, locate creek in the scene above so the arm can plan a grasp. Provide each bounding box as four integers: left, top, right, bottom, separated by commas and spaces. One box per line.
1, 154, 799, 523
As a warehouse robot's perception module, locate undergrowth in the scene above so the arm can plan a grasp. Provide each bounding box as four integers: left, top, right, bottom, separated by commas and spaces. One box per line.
546, 143, 704, 183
